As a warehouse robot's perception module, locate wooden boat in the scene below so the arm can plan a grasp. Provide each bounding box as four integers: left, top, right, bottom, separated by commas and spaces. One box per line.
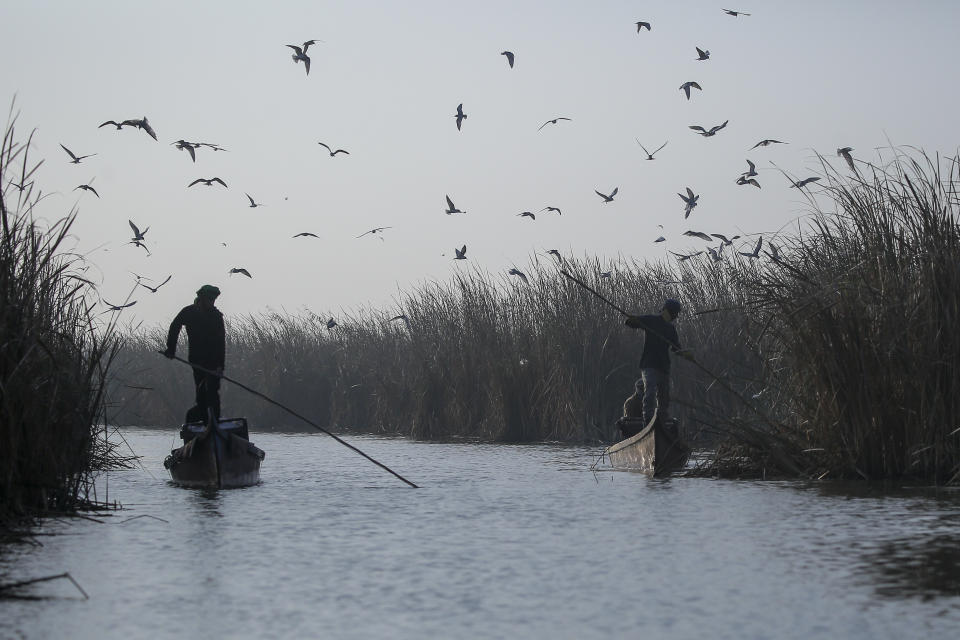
164, 417, 265, 488
605, 415, 690, 475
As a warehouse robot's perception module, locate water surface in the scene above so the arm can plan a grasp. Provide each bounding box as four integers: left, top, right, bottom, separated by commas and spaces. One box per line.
2, 429, 959, 639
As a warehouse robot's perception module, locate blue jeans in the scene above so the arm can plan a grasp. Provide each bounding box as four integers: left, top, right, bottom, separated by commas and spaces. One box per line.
641, 368, 670, 427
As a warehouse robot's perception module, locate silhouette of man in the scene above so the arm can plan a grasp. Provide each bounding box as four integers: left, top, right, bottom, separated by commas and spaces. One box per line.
163, 285, 225, 423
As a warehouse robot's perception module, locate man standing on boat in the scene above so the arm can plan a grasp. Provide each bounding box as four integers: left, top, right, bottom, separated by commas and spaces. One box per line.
163, 285, 226, 423
624, 299, 690, 429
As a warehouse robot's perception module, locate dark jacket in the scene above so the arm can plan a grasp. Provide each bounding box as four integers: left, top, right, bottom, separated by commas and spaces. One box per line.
631, 314, 681, 373
166, 304, 226, 368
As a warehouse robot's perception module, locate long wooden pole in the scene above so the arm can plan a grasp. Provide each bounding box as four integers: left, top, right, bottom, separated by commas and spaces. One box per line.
162, 353, 419, 488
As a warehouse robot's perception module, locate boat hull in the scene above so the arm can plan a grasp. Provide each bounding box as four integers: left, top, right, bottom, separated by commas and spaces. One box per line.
605, 417, 690, 475
164, 418, 265, 489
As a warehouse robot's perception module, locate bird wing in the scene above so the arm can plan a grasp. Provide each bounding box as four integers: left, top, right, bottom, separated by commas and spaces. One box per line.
636, 139, 650, 155
610, 187, 618, 197
157, 275, 172, 288
696, 47, 706, 56
185, 145, 196, 162
690, 82, 701, 90
98, 120, 119, 128
303, 56, 311, 75
689, 125, 707, 133
246, 193, 256, 206
140, 119, 157, 140
745, 159, 755, 174
88, 186, 100, 197
128, 220, 141, 237
333, 149, 349, 155
652, 141, 668, 154
537, 120, 550, 131
686, 187, 696, 199
595, 190, 606, 199
212, 177, 228, 188
711, 233, 729, 243
286, 44, 304, 55
60, 144, 78, 161
318, 142, 331, 153
445, 195, 455, 210
187, 179, 204, 187
713, 120, 730, 133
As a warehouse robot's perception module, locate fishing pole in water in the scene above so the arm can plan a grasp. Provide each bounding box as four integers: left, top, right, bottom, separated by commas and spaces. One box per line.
558, 270, 784, 431
160, 352, 419, 488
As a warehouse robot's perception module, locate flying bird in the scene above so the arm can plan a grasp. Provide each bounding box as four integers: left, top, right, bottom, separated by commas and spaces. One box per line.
138, 275, 172, 294
517, 211, 536, 220
670, 250, 704, 262
98, 120, 133, 130
444, 195, 466, 214
293, 232, 319, 238
454, 103, 467, 131
357, 226, 392, 239
103, 300, 137, 311
229, 267, 252, 278
318, 142, 349, 156
690, 120, 729, 137
245, 193, 263, 208
678, 187, 699, 218
74, 184, 99, 198
736, 175, 761, 189
707, 246, 723, 262
739, 236, 763, 259
751, 139, 786, 150
790, 177, 821, 189
695, 47, 710, 61
172, 139, 199, 162
837, 147, 856, 172
188, 177, 228, 188
325, 318, 338, 330
286, 44, 311, 75
508, 268, 528, 284
679, 81, 701, 100
546, 249, 563, 262
683, 230, 713, 242
636, 21, 651, 32
595, 187, 618, 203
637, 139, 667, 160
501, 51, 515, 68
60, 144, 96, 164
128, 220, 148, 242
454, 245, 467, 260
711, 233, 741, 246
541, 206, 562, 215
741, 159, 758, 178
654, 236, 666, 243
722, 9, 751, 16
538, 117, 571, 131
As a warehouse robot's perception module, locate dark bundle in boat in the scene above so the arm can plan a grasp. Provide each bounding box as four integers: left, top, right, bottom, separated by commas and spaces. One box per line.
164, 417, 265, 488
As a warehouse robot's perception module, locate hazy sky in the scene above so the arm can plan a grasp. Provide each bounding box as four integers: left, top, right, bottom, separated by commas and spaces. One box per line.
2, 1, 958, 326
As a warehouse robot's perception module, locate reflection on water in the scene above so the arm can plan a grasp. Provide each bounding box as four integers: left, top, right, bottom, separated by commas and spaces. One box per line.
1, 430, 959, 639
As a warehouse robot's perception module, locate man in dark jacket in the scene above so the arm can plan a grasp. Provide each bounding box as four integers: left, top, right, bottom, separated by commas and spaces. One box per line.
624, 299, 690, 428
163, 284, 226, 423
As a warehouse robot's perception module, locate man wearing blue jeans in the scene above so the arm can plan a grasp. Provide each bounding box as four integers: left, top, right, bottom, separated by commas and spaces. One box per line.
625, 299, 689, 428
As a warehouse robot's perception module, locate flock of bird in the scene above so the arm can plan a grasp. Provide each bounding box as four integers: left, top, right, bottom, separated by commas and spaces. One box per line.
42, 7, 865, 323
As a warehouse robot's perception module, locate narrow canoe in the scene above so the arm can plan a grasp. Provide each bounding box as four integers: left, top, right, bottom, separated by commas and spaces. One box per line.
605, 416, 690, 475
164, 418, 265, 488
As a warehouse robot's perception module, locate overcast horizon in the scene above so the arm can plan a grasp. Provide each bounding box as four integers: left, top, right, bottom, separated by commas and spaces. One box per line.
2, 1, 958, 327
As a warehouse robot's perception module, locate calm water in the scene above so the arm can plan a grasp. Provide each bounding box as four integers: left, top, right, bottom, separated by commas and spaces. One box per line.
2, 429, 959, 639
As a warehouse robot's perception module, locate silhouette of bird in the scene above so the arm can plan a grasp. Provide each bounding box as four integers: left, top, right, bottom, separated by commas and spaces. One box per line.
722, 8, 751, 16
679, 81, 701, 100
60, 144, 96, 164
103, 300, 137, 311
172, 139, 199, 162
138, 274, 172, 293
454, 103, 467, 131
538, 117, 571, 131
229, 267, 252, 278
293, 232, 319, 238
695, 47, 710, 60
318, 142, 349, 156
655, 236, 666, 243
690, 120, 729, 137
739, 236, 763, 259
188, 177, 227, 188
501, 51, 515, 68
198, 142, 228, 152
707, 246, 723, 262
711, 233, 741, 246
326, 318, 338, 329
74, 184, 99, 198
741, 159, 758, 178
595, 187, 618, 203
357, 227, 392, 239
683, 230, 713, 242
670, 250, 704, 262
546, 249, 563, 262
445, 195, 466, 214
765, 243, 781, 262
736, 175, 761, 189
637, 139, 667, 160
541, 206, 562, 215
10, 180, 32, 192
518, 211, 536, 220
245, 193, 263, 208
837, 147, 856, 172
454, 245, 467, 260
122, 117, 157, 140
790, 177, 821, 189
751, 139, 786, 150
128, 220, 148, 242
636, 21, 651, 32
678, 187, 699, 218
98, 120, 133, 130
508, 268, 528, 284
286, 44, 311, 75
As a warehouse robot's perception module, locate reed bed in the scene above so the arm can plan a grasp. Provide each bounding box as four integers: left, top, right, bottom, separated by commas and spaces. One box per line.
112, 150, 960, 484
0, 109, 127, 528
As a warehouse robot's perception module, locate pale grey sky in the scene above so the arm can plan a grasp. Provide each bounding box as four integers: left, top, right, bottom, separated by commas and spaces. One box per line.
2, 1, 957, 325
